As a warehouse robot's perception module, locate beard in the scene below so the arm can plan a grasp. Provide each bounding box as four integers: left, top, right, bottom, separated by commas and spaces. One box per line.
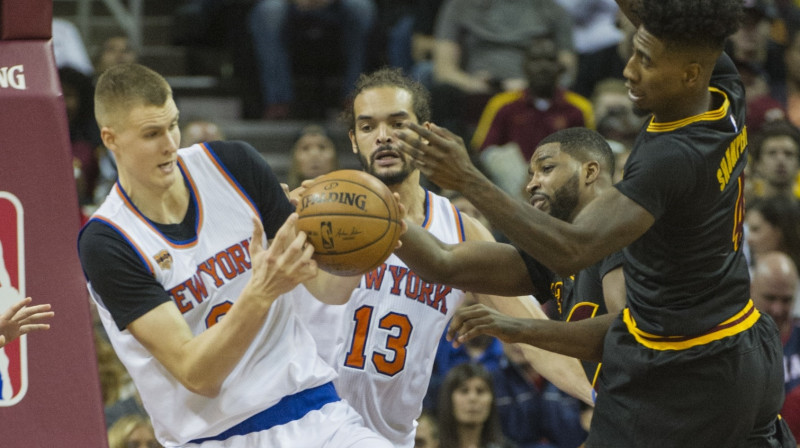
548, 173, 580, 222
356, 142, 415, 186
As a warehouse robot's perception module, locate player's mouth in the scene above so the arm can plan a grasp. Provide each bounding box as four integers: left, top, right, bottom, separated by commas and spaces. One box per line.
626, 85, 644, 103
158, 160, 176, 173
529, 194, 548, 210
372, 148, 403, 167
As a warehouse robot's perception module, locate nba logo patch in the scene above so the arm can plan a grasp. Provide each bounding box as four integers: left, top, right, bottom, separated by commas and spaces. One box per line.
0, 192, 26, 406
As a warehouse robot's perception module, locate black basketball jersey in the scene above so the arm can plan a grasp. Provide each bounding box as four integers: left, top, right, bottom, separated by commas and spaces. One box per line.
520, 248, 624, 382
614, 53, 751, 337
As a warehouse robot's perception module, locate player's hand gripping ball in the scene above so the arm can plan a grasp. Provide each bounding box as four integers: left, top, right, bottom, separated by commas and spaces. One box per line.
296, 170, 402, 275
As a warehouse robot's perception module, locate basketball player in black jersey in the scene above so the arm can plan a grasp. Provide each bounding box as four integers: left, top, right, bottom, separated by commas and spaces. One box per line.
394, 0, 795, 446
395, 127, 625, 386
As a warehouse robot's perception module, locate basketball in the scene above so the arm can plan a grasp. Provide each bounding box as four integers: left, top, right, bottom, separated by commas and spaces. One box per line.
296, 170, 402, 276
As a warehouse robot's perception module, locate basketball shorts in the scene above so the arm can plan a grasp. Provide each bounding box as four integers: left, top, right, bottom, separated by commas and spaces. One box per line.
586, 313, 795, 448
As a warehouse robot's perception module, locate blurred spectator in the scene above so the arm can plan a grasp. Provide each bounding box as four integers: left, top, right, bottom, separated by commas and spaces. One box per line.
180, 119, 226, 147
107, 414, 162, 448
735, 59, 787, 133
424, 307, 505, 414
749, 119, 800, 200
52, 18, 94, 76
751, 251, 800, 443
94, 35, 138, 75
59, 67, 102, 210
430, 0, 575, 141
287, 124, 340, 189
591, 78, 642, 149
589, 77, 643, 184
751, 252, 800, 377
415, 410, 441, 448
778, 25, 800, 130
95, 329, 129, 411
744, 196, 800, 271
493, 343, 587, 448
436, 362, 516, 448
471, 35, 590, 199
248, 0, 376, 119
729, 0, 777, 70
554, 0, 625, 98
407, 0, 445, 89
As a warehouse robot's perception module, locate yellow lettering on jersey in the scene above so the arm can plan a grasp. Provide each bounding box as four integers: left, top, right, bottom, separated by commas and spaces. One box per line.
716, 127, 748, 191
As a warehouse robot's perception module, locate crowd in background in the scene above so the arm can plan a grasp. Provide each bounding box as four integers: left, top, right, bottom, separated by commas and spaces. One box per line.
51, 0, 800, 446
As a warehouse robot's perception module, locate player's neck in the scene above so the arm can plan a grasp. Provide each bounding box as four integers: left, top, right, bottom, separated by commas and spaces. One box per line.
122, 176, 190, 224
653, 89, 712, 123
390, 175, 427, 226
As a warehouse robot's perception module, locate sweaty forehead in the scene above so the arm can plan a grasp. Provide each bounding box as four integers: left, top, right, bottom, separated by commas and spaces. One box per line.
355, 87, 414, 116
532, 143, 566, 162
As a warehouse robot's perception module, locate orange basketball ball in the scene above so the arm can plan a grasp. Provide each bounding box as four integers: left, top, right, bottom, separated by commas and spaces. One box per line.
296, 170, 402, 275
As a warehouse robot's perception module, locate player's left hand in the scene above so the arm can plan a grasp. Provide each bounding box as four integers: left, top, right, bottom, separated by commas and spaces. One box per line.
0, 296, 54, 348
394, 122, 485, 192
446, 303, 530, 348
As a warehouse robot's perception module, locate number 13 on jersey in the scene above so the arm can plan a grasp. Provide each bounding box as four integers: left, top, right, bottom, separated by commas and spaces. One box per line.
343, 305, 413, 377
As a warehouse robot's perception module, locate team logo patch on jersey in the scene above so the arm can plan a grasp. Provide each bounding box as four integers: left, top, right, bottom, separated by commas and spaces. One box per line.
0, 192, 27, 406
154, 249, 173, 270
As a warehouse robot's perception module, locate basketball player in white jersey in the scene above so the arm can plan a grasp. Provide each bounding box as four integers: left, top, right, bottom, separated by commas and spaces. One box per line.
79, 63, 392, 447
293, 68, 593, 448
0, 240, 53, 400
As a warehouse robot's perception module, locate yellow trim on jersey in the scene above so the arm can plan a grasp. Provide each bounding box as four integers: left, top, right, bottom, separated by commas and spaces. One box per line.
623, 299, 760, 351
646, 87, 730, 133
565, 301, 600, 321
471, 90, 525, 150
563, 91, 596, 130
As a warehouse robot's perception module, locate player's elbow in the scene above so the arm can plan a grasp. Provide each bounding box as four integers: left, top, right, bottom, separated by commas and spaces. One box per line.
182, 374, 223, 398
548, 241, 591, 277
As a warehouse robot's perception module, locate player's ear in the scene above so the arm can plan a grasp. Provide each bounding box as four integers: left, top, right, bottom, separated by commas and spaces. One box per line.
100, 126, 118, 153
584, 160, 600, 185
683, 62, 701, 87
348, 129, 358, 154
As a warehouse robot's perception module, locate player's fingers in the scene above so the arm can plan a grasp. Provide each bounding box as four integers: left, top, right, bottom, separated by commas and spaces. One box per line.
2, 296, 31, 320
19, 323, 50, 335
272, 214, 300, 253
429, 122, 466, 147
250, 217, 266, 256
0, 335, 6, 348
14, 304, 52, 320
18, 310, 54, 325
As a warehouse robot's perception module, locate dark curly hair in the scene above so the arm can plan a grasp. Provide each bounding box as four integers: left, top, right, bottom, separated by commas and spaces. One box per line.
341, 67, 432, 131
635, 0, 743, 51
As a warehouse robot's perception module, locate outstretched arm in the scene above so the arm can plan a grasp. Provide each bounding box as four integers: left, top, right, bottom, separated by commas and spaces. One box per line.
0, 297, 54, 348
448, 302, 616, 363
395, 122, 653, 275
128, 214, 317, 397
475, 292, 595, 405
449, 215, 592, 404
396, 221, 535, 296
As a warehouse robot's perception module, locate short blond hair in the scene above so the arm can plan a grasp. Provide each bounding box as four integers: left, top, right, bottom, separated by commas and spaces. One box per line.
94, 63, 172, 128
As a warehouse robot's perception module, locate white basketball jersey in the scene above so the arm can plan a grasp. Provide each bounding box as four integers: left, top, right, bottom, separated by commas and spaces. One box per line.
87, 144, 337, 445
297, 191, 468, 448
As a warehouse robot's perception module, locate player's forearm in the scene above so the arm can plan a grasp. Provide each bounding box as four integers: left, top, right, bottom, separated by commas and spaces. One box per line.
177, 292, 275, 397
504, 313, 615, 363
396, 222, 455, 282
518, 344, 595, 405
